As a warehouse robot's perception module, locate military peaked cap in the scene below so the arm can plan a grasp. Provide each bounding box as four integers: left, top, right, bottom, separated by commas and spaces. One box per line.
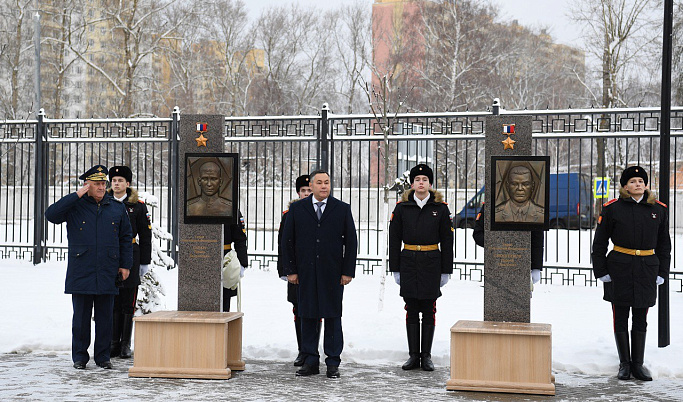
79, 165, 108, 181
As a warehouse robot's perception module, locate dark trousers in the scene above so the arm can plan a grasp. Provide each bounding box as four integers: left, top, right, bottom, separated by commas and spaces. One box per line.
403, 297, 437, 325
612, 304, 648, 333
301, 317, 342, 367
71, 294, 114, 364
114, 287, 138, 316
223, 286, 237, 312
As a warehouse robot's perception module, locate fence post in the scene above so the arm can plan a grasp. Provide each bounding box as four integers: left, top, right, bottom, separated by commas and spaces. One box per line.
492, 98, 500, 116
32, 109, 46, 265
320, 103, 330, 172
169, 107, 180, 265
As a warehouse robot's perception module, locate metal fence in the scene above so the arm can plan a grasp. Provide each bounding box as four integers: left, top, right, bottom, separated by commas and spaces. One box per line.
3, 104, 683, 292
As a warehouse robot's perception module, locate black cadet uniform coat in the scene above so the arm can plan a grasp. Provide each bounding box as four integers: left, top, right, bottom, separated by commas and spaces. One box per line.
107, 188, 152, 288
223, 210, 248, 297
278, 200, 300, 304
592, 189, 671, 308
281, 196, 358, 318
45, 192, 133, 295
473, 203, 544, 270
389, 190, 454, 300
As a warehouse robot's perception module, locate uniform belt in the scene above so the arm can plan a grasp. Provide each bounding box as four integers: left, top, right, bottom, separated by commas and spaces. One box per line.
403, 244, 439, 252
224, 244, 232, 250
613, 245, 654, 256
132, 238, 136, 244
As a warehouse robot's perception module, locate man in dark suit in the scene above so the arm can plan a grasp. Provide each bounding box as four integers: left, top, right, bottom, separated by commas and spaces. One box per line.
281, 170, 358, 379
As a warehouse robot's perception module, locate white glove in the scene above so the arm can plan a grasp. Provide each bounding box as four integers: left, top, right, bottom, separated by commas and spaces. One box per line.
440, 274, 450, 287
598, 274, 612, 282
393, 272, 400, 285
531, 269, 541, 284
139, 264, 150, 277
280, 275, 287, 282
240, 266, 246, 278
656, 276, 665, 285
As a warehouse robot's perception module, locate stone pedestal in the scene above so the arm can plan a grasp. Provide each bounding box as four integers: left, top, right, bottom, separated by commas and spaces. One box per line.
446, 320, 555, 395
128, 311, 244, 379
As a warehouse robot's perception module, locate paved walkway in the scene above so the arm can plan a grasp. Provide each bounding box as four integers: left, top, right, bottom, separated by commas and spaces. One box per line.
1, 353, 682, 401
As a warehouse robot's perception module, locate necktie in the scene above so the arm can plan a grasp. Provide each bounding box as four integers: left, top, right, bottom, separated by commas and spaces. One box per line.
316, 201, 324, 220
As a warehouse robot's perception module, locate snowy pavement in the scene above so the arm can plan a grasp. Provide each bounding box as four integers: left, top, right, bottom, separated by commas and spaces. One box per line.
1, 353, 682, 401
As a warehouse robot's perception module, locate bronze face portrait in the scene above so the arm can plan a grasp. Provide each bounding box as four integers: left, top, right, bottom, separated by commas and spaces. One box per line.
491, 156, 549, 231
184, 153, 239, 224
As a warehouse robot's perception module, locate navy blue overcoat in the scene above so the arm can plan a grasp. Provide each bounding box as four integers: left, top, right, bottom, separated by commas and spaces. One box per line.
45, 192, 133, 295
280, 196, 357, 318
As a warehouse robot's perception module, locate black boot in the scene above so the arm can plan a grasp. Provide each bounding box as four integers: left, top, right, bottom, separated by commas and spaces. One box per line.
614, 332, 631, 380
110, 313, 122, 358
402, 324, 421, 370
120, 314, 134, 359
631, 331, 652, 381
293, 316, 305, 366
420, 323, 435, 371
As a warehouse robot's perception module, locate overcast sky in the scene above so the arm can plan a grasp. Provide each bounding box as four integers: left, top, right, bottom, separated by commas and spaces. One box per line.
245, 0, 581, 47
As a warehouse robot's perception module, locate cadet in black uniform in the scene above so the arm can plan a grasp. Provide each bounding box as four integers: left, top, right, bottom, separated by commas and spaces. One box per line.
592, 166, 670, 381
223, 210, 248, 312
108, 166, 152, 359
277, 175, 313, 366
473, 204, 544, 285
389, 164, 454, 371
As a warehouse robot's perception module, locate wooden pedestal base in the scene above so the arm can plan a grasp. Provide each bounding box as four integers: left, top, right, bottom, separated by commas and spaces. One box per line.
128, 311, 245, 380
446, 320, 555, 396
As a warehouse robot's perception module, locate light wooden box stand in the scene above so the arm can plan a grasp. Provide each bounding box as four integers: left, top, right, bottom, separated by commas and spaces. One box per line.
446, 320, 555, 395
128, 311, 245, 380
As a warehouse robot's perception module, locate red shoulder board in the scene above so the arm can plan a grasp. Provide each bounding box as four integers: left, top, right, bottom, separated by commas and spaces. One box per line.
282, 209, 289, 215
396, 201, 402, 204
442, 202, 448, 205
476, 212, 482, 220
656, 200, 668, 208
138, 200, 145, 204
603, 198, 618, 207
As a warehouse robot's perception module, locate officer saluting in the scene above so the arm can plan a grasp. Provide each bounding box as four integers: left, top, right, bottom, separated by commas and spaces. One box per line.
45, 165, 133, 370
592, 166, 671, 382
389, 164, 454, 371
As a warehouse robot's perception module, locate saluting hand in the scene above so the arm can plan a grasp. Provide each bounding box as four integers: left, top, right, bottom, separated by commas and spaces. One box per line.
340, 275, 352, 286
76, 183, 90, 198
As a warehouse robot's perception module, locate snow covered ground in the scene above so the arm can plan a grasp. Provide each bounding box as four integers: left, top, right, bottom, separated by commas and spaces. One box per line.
3, 259, 682, 380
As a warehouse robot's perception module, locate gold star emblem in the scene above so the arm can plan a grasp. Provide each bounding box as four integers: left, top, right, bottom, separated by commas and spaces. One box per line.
502, 136, 516, 150
195, 133, 208, 147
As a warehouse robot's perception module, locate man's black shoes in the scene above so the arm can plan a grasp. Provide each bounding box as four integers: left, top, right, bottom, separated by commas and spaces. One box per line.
73, 361, 86, 370
96, 361, 113, 369
293, 352, 305, 367
295, 364, 319, 376
326, 365, 340, 378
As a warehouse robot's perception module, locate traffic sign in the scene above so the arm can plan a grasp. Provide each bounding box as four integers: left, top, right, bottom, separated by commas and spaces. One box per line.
593, 177, 610, 198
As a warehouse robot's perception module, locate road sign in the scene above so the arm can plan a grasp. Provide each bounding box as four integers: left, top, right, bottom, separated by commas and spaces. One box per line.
593, 177, 610, 198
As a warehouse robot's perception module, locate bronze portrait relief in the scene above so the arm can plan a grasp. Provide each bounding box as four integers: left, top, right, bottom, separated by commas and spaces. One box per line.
491, 156, 550, 231
184, 153, 239, 224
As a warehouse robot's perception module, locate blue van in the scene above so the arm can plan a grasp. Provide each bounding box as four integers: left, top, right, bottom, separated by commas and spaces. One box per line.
453, 173, 594, 229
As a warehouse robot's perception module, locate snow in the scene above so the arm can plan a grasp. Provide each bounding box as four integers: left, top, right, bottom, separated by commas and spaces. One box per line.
3, 259, 682, 380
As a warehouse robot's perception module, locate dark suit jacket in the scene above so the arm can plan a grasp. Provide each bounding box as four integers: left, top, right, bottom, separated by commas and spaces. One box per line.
280, 195, 357, 318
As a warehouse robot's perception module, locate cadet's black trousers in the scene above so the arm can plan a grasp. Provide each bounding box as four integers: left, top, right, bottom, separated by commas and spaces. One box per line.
71, 294, 114, 364
612, 304, 648, 333
113, 287, 138, 316
404, 297, 437, 326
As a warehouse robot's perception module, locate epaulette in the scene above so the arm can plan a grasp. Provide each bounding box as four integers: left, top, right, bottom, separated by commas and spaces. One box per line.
656, 200, 668, 208
138, 200, 145, 204
282, 209, 289, 215
396, 201, 402, 204
603, 198, 618, 207
442, 202, 448, 205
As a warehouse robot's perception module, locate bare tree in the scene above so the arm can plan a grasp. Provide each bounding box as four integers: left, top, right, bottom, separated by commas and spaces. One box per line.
0, 0, 34, 118
328, 0, 371, 114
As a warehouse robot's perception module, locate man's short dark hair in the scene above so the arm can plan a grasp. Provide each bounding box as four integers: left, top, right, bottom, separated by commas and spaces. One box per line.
309, 170, 329, 181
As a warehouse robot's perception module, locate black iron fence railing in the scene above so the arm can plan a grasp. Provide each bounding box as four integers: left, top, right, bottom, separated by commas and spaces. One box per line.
2, 105, 682, 291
